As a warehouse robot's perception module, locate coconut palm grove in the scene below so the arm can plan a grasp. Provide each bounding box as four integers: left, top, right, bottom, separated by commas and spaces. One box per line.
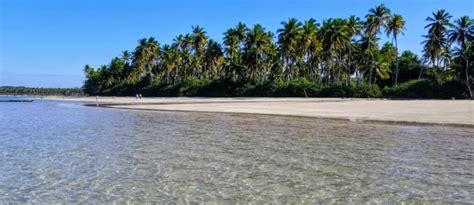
82, 5, 473, 98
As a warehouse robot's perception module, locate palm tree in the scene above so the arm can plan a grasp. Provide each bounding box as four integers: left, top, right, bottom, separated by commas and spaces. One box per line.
119, 50, 132, 79
346, 15, 363, 84
234, 22, 248, 47
204, 39, 224, 79
182, 34, 193, 77
376, 42, 396, 83
299, 18, 320, 79
386, 14, 405, 85
132, 38, 157, 82
161, 44, 182, 84
319, 18, 351, 84
121, 50, 131, 64
449, 16, 473, 98
223, 23, 248, 80
365, 4, 391, 84
422, 10, 452, 68
191, 26, 208, 56
223, 28, 240, 58
132, 38, 147, 75
449, 16, 473, 48
365, 4, 391, 35
426, 10, 452, 35
347, 15, 364, 37
191, 26, 208, 77
359, 33, 379, 83
244, 24, 274, 82
277, 18, 302, 81
422, 34, 447, 67
146, 37, 160, 68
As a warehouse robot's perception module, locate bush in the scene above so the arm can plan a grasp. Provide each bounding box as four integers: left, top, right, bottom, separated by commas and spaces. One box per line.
97, 77, 466, 99
319, 83, 381, 98
382, 79, 466, 99
177, 77, 212, 96
354, 83, 382, 98
235, 79, 381, 98
269, 78, 317, 97
235, 82, 267, 96
144, 77, 235, 97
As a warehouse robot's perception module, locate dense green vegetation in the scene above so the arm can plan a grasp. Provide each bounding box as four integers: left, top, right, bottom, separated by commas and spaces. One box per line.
0, 86, 84, 96
83, 5, 473, 98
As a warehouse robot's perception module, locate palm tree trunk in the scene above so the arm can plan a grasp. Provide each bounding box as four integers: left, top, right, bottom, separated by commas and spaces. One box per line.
346, 69, 351, 86
394, 39, 399, 85
347, 49, 352, 86
368, 52, 375, 84
284, 57, 290, 82
357, 70, 365, 88
418, 66, 424, 79
356, 71, 360, 88
465, 59, 472, 99
319, 63, 324, 83
369, 65, 373, 84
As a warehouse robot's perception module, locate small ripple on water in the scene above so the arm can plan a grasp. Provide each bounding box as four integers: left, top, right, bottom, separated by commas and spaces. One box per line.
0, 101, 473, 203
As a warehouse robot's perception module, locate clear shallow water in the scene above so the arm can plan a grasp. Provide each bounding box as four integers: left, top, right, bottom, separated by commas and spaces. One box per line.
0, 98, 473, 203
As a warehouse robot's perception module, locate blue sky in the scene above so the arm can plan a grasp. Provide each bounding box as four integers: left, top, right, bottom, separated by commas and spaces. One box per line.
1, 0, 472, 88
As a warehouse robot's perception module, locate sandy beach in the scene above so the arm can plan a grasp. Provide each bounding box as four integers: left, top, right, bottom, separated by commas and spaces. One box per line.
42, 96, 474, 126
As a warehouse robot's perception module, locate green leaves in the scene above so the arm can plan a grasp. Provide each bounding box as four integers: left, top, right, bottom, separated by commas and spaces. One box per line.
81, 6, 473, 98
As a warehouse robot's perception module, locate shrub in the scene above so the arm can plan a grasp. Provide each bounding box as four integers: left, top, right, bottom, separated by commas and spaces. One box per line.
318, 83, 381, 98
265, 78, 323, 97
354, 83, 382, 98
177, 77, 212, 96
382, 79, 466, 99
104, 77, 465, 99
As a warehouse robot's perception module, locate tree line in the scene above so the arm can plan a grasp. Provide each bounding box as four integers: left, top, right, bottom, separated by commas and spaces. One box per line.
0, 86, 84, 96
83, 5, 473, 98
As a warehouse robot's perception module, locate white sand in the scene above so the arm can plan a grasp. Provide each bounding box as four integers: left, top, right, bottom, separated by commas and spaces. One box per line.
45, 96, 474, 126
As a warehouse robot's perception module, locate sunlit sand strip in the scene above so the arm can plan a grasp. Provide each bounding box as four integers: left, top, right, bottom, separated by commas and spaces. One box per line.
44, 96, 350, 104
77, 98, 474, 127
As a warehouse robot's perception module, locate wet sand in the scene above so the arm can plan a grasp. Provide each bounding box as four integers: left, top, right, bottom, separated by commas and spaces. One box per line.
46, 96, 474, 126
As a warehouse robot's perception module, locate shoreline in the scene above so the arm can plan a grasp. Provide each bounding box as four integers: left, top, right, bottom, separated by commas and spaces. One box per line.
40, 96, 474, 127
96, 104, 474, 128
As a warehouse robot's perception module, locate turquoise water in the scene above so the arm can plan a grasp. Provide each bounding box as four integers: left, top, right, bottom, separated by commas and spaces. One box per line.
0, 98, 473, 203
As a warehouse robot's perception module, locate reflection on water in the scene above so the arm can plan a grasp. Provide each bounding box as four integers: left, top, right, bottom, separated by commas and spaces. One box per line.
0, 99, 473, 203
